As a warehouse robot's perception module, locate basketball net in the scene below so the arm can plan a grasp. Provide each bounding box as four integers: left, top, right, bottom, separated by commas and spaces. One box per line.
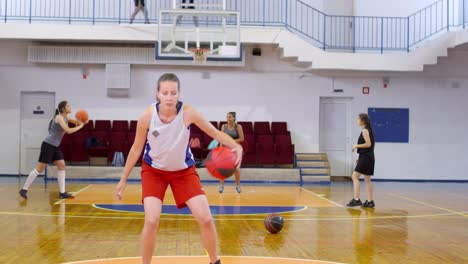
189, 48, 210, 63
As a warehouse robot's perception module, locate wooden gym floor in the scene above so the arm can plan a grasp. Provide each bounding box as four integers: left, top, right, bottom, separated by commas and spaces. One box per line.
0, 178, 467, 264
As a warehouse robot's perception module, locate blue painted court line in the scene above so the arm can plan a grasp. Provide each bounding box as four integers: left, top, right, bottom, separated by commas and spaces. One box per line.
95, 204, 306, 215
5, 175, 468, 183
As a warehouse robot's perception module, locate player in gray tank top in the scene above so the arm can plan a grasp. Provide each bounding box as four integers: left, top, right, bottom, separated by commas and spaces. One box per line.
44, 116, 68, 147
19, 100, 86, 200
219, 112, 245, 194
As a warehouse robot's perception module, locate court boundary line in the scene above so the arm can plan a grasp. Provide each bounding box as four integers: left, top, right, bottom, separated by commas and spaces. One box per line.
63, 255, 344, 264
1, 210, 465, 221
388, 193, 468, 218
43, 177, 306, 185
54, 184, 92, 205
300, 187, 344, 207
91, 204, 309, 216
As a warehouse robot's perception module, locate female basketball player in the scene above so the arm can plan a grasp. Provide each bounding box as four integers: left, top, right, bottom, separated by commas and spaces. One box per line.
19, 101, 85, 200
218, 112, 244, 194
347, 113, 376, 208
130, 0, 149, 24
115, 73, 243, 264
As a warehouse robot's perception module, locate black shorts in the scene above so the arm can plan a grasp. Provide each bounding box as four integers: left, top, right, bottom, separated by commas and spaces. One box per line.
134, 0, 145, 7
182, 0, 195, 9
38, 141, 64, 164
354, 152, 375, 176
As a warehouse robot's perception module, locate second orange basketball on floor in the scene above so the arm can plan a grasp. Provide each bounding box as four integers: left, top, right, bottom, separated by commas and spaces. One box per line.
75, 109, 89, 123
205, 146, 237, 180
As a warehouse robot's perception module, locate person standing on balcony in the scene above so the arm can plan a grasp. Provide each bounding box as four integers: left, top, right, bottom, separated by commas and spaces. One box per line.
176, 0, 199, 27
130, 0, 150, 24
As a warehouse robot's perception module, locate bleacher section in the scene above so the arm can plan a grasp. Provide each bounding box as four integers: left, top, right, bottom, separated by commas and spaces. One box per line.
60, 120, 295, 167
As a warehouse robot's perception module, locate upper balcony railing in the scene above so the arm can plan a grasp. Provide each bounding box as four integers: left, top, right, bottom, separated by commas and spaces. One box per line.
0, 0, 467, 53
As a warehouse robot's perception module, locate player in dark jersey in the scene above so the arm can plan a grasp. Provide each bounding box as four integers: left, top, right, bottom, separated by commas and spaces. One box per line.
347, 113, 376, 208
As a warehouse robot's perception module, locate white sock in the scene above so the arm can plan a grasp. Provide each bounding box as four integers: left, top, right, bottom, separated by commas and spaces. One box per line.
57, 170, 66, 193
23, 169, 39, 190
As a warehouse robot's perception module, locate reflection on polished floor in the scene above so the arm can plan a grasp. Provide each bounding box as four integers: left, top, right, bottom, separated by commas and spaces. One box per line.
1, 179, 467, 264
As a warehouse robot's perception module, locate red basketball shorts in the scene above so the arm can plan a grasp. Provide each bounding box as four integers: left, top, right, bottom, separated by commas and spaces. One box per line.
141, 162, 205, 209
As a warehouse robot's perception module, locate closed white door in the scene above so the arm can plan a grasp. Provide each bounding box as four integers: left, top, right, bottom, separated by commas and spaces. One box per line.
319, 97, 352, 176
20, 92, 56, 174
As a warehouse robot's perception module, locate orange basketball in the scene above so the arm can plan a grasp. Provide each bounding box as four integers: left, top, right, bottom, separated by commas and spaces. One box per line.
205, 146, 237, 180
75, 109, 89, 123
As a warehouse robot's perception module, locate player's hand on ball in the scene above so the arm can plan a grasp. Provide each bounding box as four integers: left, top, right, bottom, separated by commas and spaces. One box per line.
115, 179, 127, 200
232, 145, 243, 168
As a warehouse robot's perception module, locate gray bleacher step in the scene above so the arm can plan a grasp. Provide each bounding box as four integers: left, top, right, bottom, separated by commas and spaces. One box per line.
296, 153, 327, 161
297, 161, 329, 167
300, 168, 329, 175
300, 176, 331, 183
301, 173, 329, 177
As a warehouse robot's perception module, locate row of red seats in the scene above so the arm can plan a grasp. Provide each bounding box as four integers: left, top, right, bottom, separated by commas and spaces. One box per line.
190, 121, 294, 166
61, 130, 139, 164
76, 120, 289, 135
60, 120, 294, 166
73, 120, 137, 134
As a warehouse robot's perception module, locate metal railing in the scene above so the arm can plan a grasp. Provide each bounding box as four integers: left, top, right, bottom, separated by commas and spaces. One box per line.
0, 0, 467, 52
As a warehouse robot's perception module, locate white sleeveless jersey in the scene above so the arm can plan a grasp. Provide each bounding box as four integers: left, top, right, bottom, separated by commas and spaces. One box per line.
143, 102, 195, 171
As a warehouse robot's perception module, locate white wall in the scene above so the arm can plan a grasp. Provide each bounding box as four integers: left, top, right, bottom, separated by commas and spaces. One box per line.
323, 0, 354, 16
1, 40, 468, 180
354, 0, 436, 17
300, 0, 323, 10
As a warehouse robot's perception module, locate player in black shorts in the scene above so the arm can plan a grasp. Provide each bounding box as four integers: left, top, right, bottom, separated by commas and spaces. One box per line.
19, 101, 86, 200
347, 113, 376, 208
130, 0, 149, 24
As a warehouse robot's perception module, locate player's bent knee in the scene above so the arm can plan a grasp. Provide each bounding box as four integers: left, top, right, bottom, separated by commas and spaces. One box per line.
144, 217, 160, 229
197, 215, 214, 227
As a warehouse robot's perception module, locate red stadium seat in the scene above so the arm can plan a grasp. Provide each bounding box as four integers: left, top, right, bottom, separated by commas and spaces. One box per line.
129, 120, 138, 132
84, 122, 93, 132
59, 133, 72, 163
94, 120, 111, 132
112, 120, 129, 133
108, 132, 127, 162
88, 131, 109, 158
209, 121, 218, 129
271, 122, 289, 135
202, 133, 214, 149
190, 124, 202, 135
242, 134, 257, 166
256, 135, 275, 165
275, 134, 292, 145
275, 144, 295, 165
69, 132, 89, 164
238, 121, 253, 135
254, 122, 271, 135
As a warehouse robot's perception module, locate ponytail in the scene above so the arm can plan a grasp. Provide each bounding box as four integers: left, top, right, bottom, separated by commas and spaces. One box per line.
50, 101, 68, 130
49, 108, 59, 130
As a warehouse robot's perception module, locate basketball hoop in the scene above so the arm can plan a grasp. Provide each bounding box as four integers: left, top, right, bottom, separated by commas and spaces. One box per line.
189, 48, 210, 63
